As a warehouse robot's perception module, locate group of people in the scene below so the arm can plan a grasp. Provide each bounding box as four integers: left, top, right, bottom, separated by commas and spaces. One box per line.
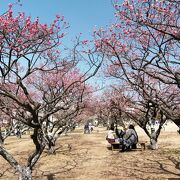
84, 122, 93, 134
106, 124, 138, 152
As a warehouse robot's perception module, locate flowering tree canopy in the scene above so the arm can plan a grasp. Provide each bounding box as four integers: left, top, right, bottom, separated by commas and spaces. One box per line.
94, 0, 179, 87
93, 0, 180, 149
0, 5, 104, 179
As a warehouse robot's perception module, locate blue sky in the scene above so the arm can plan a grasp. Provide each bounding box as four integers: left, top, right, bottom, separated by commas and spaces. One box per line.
1, 0, 118, 42
0, 0, 122, 89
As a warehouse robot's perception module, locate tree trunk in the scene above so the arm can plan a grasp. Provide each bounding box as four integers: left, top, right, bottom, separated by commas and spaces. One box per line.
0, 145, 33, 179
0, 128, 45, 180
0, 134, 4, 145
149, 130, 158, 150
143, 126, 159, 150
48, 145, 55, 154
150, 138, 158, 150
0, 128, 4, 145
18, 166, 32, 180
27, 128, 45, 167
47, 135, 58, 154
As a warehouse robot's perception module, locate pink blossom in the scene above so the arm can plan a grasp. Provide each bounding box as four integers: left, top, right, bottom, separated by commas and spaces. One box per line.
61, 16, 64, 21
8, 3, 13, 9
56, 14, 60, 19
82, 40, 88, 45
59, 33, 64, 38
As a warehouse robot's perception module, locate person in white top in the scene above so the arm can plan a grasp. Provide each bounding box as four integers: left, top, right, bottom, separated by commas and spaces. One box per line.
106, 125, 123, 144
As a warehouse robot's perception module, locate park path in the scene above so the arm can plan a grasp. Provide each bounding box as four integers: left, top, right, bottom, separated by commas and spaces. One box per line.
71, 131, 114, 180
54, 128, 180, 180
56, 129, 147, 180
0, 127, 180, 180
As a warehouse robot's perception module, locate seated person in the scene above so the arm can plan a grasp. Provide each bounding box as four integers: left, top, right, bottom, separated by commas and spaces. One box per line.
106, 125, 123, 144
84, 124, 90, 134
115, 128, 125, 139
122, 124, 138, 151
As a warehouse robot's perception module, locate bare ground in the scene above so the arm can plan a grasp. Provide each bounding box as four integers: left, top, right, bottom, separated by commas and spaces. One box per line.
0, 126, 180, 180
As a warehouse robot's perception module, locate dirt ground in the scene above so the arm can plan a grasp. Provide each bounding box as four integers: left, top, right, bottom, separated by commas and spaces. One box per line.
0, 125, 180, 180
